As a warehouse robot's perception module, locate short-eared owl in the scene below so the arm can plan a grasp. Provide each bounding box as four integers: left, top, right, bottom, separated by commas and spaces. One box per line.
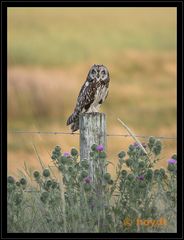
67, 64, 110, 132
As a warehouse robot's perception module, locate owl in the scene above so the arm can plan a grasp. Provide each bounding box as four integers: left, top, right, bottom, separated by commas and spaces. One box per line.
67, 64, 110, 132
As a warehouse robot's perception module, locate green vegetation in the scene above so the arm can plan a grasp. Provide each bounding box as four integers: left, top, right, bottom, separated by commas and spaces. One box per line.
7, 139, 177, 232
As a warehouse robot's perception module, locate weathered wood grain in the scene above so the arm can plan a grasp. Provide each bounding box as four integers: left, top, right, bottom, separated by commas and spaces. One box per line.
79, 112, 106, 176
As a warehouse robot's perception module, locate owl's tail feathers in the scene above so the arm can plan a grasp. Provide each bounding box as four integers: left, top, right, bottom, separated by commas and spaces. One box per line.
67, 114, 74, 126
66, 112, 79, 132
71, 120, 79, 132
67, 111, 78, 125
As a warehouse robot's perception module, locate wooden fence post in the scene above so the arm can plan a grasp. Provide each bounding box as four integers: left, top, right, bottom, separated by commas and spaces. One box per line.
79, 112, 106, 177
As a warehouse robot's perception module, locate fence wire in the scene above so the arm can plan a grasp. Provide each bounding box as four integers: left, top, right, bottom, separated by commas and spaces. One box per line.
9, 130, 176, 140
9, 129, 176, 194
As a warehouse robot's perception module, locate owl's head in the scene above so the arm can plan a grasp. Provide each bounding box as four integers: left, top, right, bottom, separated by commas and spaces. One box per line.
88, 64, 109, 83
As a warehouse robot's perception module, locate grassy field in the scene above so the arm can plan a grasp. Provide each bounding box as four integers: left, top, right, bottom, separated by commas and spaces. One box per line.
8, 8, 176, 176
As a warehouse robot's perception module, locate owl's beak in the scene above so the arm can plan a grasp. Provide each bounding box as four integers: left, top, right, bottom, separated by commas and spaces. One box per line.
96, 74, 101, 81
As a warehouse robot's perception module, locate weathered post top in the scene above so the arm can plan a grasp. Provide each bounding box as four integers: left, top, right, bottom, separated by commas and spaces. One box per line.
79, 112, 106, 175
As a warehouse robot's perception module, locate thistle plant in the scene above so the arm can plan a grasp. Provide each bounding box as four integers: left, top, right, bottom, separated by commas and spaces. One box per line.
7, 137, 177, 233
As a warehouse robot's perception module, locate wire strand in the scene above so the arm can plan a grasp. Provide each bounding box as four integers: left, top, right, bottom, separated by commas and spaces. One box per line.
9, 130, 176, 140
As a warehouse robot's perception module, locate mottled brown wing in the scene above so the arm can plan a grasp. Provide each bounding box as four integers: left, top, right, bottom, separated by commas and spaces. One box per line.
76, 81, 96, 112
66, 79, 96, 126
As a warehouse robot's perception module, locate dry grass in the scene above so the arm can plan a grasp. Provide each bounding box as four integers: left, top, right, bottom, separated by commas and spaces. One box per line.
8, 8, 176, 66
8, 51, 176, 176
7, 8, 176, 175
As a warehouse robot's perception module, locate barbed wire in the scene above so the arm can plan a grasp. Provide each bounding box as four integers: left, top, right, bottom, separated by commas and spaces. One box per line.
9, 130, 176, 140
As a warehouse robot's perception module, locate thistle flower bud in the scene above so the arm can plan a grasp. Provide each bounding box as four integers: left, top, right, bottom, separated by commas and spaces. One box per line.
7, 176, 15, 184
55, 145, 61, 152
118, 151, 126, 159
81, 160, 89, 169
43, 169, 50, 178
149, 136, 156, 144
154, 169, 160, 179
104, 173, 111, 181
71, 147, 78, 156
171, 154, 177, 160
148, 136, 156, 149
52, 146, 61, 158
45, 179, 52, 188
91, 144, 98, 151
155, 140, 161, 146
90, 152, 95, 157
152, 140, 162, 155
121, 170, 127, 178
16, 181, 21, 187
52, 150, 56, 155
51, 180, 58, 189
167, 164, 176, 172
152, 145, 162, 155
145, 169, 153, 181
107, 179, 114, 185
129, 144, 134, 151
33, 171, 40, 179
20, 178, 27, 186
126, 159, 133, 167
51, 154, 57, 160
159, 168, 165, 177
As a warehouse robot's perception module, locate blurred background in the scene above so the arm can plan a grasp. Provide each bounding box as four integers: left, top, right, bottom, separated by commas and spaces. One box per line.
8, 7, 176, 176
